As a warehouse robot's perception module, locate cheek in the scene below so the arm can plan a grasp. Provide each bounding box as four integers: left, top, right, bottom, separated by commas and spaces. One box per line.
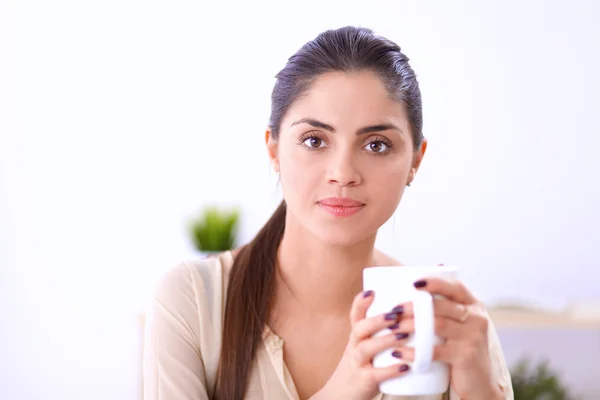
279, 150, 321, 199
367, 160, 409, 205
370, 157, 409, 184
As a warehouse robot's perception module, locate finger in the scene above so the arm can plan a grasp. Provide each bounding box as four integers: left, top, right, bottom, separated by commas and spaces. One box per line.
413, 277, 477, 305
393, 317, 469, 341
352, 308, 404, 342
433, 342, 457, 363
394, 316, 466, 339
396, 342, 459, 364
397, 342, 464, 365
392, 311, 475, 341
396, 318, 415, 334
435, 317, 466, 339
350, 290, 376, 325
391, 346, 414, 362
365, 362, 411, 385
393, 298, 471, 322
354, 332, 411, 365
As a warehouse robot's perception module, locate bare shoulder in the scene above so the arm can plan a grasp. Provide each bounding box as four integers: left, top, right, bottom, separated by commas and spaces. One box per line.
373, 249, 403, 266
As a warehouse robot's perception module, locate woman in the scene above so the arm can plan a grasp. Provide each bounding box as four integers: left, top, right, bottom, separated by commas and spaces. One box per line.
143, 26, 514, 400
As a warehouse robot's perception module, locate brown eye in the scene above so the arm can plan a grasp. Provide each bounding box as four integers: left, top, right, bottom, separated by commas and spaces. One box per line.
369, 142, 383, 152
303, 137, 325, 148
365, 140, 389, 153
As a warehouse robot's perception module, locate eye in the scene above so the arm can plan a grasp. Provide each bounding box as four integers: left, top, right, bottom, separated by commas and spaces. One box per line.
364, 140, 391, 153
302, 136, 326, 149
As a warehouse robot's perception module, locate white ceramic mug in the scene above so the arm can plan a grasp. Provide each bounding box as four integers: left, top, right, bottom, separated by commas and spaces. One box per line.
363, 265, 458, 396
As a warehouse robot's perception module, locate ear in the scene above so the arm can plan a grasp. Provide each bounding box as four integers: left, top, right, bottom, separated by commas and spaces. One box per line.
407, 138, 427, 185
265, 128, 279, 172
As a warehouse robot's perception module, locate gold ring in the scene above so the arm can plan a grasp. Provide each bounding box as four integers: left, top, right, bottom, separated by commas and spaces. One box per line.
459, 305, 471, 323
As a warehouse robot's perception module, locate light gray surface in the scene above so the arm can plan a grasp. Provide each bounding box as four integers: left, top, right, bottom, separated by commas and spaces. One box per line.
497, 328, 600, 399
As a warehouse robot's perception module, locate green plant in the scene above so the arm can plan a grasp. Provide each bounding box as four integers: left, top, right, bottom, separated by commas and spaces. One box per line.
188, 206, 240, 252
511, 357, 580, 400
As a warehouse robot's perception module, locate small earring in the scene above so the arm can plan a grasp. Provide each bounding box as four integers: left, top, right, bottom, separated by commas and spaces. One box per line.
406, 182, 411, 187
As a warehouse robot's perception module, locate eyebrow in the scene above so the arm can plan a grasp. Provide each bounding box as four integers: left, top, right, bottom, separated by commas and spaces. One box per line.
290, 118, 403, 136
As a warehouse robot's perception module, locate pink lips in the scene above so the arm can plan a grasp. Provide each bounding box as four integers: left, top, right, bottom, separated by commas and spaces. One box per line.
317, 197, 365, 217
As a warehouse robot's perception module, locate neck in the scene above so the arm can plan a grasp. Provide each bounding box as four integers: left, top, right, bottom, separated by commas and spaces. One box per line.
274, 214, 378, 318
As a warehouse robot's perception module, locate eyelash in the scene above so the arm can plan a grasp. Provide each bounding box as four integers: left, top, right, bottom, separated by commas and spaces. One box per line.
297, 133, 394, 155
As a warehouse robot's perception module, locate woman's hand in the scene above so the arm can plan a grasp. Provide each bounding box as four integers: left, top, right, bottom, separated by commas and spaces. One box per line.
311, 290, 411, 400
391, 277, 504, 400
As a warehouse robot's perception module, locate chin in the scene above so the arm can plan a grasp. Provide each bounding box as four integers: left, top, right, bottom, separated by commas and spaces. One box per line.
308, 222, 376, 248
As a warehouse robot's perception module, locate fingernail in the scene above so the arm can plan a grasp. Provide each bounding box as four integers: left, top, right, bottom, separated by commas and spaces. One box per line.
399, 364, 410, 372
384, 312, 399, 321
413, 280, 427, 288
363, 290, 374, 298
396, 332, 409, 340
391, 305, 404, 314
391, 350, 402, 358
388, 323, 399, 330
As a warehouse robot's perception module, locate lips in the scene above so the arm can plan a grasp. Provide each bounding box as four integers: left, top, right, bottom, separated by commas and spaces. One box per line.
317, 197, 365, 217
317, 197, 365, 207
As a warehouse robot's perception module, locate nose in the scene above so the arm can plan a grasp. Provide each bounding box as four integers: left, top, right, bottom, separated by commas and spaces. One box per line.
326, 150, 362, 186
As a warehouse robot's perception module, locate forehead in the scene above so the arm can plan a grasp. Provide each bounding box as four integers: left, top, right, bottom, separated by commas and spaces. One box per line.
282, 70, 408, 128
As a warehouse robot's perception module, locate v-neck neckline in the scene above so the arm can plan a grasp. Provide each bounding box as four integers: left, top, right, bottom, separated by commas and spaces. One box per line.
261, 325, 384, 400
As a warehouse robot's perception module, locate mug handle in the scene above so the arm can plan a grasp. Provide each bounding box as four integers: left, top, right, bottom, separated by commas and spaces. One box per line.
411, 289, 435, 373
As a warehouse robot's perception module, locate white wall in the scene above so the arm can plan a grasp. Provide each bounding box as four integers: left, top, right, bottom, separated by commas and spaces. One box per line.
2, 0, 599, 398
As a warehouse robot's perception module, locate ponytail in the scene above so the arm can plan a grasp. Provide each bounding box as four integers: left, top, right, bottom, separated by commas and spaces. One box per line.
215, 200, 286, 399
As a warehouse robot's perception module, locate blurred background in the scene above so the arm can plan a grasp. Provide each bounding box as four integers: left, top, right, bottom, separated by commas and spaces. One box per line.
1, 0, 599, 398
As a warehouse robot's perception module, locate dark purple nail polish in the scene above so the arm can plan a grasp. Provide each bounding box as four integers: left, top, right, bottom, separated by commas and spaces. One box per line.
391, 305, 404, 314
391, 350, 402, 358
363, 290, 374, 298
399, 364, 410, 372
396, 332, 409, 340
384, 312, 399, 321
413, 280, 427, 288
388, 323, 399, 330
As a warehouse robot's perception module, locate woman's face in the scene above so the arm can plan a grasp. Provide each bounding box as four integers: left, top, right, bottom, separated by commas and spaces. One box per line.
267, 70, 426, 246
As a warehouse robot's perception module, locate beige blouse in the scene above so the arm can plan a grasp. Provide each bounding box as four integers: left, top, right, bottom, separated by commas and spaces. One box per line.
142, 250, 513, 400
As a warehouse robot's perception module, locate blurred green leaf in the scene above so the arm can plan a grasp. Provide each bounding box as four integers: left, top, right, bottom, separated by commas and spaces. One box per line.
511, 357, 581, 400
188, 206, 240, 252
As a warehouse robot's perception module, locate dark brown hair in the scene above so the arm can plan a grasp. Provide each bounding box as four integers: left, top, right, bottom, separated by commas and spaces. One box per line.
215, 26, 424, 399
